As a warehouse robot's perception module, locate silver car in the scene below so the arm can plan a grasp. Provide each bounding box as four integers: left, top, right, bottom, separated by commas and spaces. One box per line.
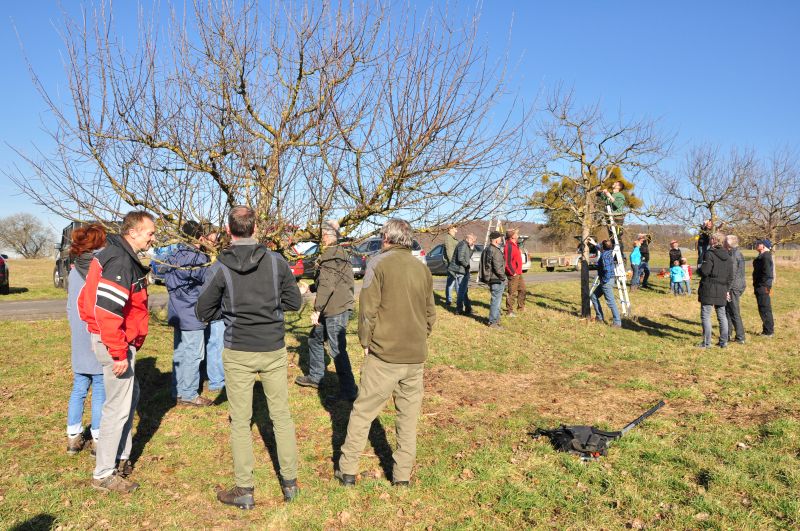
425, 243, 483, 276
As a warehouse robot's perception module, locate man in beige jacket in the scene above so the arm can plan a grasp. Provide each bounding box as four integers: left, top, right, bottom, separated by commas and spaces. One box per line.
335, 218, 436, 487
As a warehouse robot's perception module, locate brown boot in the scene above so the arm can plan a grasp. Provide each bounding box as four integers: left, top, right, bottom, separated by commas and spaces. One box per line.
116, 459, 133, 478
91, 473, 139, 493
217, 486, 255, 509
66, 433, 85, 455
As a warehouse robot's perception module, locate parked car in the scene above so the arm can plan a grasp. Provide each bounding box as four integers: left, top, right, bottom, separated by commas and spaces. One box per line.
288, 241, 366, 280
54, 220, 121, 289
355, 237, 426, 265
148, 243, 180, 285
0, 253, 9, 295
425, 239, 530, 276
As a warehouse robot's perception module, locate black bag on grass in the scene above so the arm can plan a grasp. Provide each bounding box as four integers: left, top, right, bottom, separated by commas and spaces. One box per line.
532, 400, 665, 459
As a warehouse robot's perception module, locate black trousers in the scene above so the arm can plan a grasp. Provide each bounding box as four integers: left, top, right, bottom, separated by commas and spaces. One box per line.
754, 287, 774, 335
725, 290, 745, 341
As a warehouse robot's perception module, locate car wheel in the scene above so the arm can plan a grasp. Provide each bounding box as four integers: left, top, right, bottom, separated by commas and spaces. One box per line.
0, 282, 8, 295
53, 266, 63, 288
546, 266, 555, 272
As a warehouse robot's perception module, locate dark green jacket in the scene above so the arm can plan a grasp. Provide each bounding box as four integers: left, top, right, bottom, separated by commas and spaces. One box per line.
444, 233, 458, 264
358, 245, 435, 364
312, 244, 354, 317
447, 240, 472, 275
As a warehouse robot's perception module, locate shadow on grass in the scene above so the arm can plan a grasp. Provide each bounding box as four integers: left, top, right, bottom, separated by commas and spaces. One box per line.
622, 316, 695, 339
5, 287, 30, 295
130, 356, 173, 466
8, 514, 55, 531
665, 313, 700, 327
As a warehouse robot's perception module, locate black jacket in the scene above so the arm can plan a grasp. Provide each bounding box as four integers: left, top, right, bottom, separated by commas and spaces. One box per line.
752, 251, 774, 289
639, 241, 650, 262
668, 248, 682, 267
479, 243, 506, 284
697, 246, 732, 306
447, 240, 472, 275
195, 239, 302, 352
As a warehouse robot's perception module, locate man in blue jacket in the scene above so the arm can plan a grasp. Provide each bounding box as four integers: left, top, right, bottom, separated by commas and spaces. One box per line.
165, 221, 220, 407
590, 239, 621, 327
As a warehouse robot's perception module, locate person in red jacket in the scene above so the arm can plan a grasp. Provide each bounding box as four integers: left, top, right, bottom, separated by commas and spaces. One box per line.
79, 211, 156, 494
504, 228, 526, 316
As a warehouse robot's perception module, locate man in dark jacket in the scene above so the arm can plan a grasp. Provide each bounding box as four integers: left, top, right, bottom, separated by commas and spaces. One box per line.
668, 240, 682, 267
336, 218, 435, 487
448, 233, 475, 315
638, 233, 651, 288
295, 223, 357, 402
752, 238, 775, 336
165, 220, 216, 407
480, 231, 506, 328
79, 211, 156, 494
196, 206, 303, 508
697, 219, 713, 268
724, 234, 746, 344
697, 232, 733, 348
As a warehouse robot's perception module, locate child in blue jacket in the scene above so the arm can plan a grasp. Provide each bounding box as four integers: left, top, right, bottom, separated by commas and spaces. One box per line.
670, 260, 685, 295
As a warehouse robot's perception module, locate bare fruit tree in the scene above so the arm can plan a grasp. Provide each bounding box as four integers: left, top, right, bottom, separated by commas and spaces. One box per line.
529, 89, 668, 260
728, 148, 800, 247
8, 0, 528, 249
0, 213, 54, 259
657, 145, 755, 230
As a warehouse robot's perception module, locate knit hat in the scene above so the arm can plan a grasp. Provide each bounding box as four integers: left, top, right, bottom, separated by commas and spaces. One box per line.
756, 238, 772, 249
489, 231, 503, 240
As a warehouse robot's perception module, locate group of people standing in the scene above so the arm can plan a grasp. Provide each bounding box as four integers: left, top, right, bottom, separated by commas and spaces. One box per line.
443, 226, 527, 329
66, 208, 435, 509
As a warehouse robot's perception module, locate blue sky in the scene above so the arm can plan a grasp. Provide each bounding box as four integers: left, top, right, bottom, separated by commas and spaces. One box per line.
1, 1, 798, 235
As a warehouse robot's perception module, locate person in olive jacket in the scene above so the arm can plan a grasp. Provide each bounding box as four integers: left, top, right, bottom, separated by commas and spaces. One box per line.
697, 232, 733, 348
295, 223, 357, 402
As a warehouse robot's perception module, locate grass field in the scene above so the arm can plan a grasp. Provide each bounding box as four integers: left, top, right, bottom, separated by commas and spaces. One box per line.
1, 259, 799, 529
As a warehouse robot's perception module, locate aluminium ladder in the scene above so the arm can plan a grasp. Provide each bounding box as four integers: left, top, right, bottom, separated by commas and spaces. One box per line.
590, 206, 632, 317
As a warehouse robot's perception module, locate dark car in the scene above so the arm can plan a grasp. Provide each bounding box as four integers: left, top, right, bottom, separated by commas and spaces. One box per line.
425, 243, 483, 276
0, 253, 9, 295
54, 220, 122, 289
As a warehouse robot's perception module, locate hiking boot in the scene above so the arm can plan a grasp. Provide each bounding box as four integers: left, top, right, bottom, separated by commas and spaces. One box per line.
280, 478, 299, 502
66, 433, 85, 455
488, 322, 502, 329
217, 486, 255, 510
116, 459, 133, 478
294, 375, 320, 389
334, 469, 356, 487
178, 395, 213, 407
92, 472, 139, 494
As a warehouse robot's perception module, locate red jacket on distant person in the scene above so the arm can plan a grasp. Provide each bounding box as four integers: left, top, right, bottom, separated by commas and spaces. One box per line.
78, 235, 150, 361
504, 240, 522, 276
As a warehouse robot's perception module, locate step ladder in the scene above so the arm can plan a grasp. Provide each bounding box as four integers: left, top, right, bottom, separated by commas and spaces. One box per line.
590, 206, 632, 317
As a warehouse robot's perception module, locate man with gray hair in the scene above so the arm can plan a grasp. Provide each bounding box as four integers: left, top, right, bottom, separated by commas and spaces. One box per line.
724, 234, 746, 344
335, 218, 436, 487
295, 222, 357, 402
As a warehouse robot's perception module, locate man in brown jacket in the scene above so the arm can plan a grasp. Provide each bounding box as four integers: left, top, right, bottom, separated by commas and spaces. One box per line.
295, 223, 357, 401
335, 219, 436, 487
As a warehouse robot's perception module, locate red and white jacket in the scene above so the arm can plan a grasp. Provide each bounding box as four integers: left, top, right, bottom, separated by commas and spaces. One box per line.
79, 235, 150, 361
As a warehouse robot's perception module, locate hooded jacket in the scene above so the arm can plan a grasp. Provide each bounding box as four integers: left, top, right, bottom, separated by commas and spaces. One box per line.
697, 246, 733, 306
68, 252, 103, 374
78, 235, 150, 361
311, 244, 354, 317
195, 238, 302, 352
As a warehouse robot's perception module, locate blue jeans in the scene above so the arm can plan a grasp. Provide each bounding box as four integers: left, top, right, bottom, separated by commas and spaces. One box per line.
455, 273, 472, 313
205, 320, 225, 390
172, 329, 205, 401
445, 272, 458, 305
307, 310, 357, 398
67, 373, 105, 438
671, 282, 683, 295
682, 280, 691, 295
701, 304, 728, 347
630, 264, 640, 288
488, 281, 506, 324
640, 261, 650, 286
591, 279, 621, 325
